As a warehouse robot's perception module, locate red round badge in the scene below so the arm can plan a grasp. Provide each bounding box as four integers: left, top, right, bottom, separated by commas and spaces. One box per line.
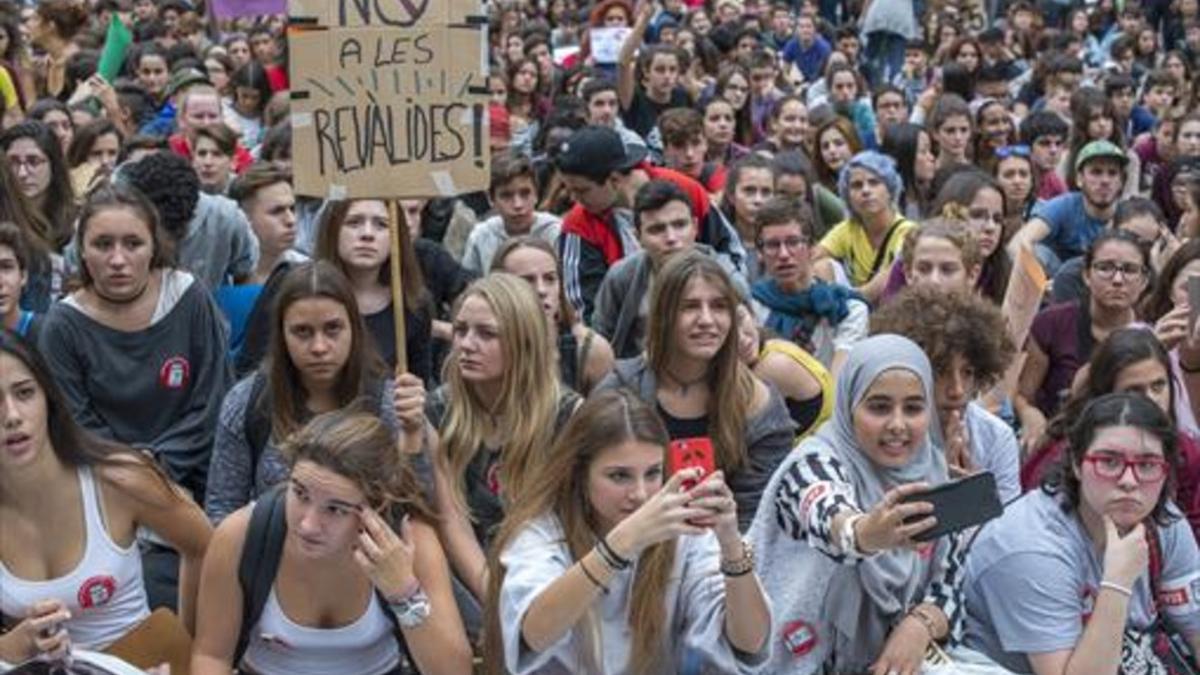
159, 356, 191, 390
77, 575, 117, 609
782, 619, 819, 657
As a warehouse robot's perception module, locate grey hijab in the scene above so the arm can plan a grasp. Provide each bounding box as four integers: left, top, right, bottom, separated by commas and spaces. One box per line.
807, 334, 949, 669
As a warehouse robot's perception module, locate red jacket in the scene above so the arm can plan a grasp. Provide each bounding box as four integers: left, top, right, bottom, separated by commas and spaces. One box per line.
169, 133, 254, 174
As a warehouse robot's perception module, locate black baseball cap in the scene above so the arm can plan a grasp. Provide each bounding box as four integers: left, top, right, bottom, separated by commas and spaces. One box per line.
555, 126, 648, 180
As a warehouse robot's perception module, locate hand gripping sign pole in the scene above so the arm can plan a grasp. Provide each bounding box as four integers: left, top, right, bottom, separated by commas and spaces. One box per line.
288, 0, 491, 371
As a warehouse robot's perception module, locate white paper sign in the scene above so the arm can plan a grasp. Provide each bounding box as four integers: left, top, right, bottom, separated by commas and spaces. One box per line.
590, 26, 631, 64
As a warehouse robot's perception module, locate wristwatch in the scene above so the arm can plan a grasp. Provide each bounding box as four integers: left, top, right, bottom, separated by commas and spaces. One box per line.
388, 586, 432, 629
720, 539, 756, 576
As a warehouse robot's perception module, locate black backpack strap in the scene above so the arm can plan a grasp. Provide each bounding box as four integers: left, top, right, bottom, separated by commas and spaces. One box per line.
233, 483, 288, 667
867, 217, 905, 281
243, 372, 271, 478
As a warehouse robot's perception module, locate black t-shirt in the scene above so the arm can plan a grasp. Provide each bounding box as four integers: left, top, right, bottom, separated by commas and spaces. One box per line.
363, 301, 433, 384
622, 86, 691, 139
425, 386, 581, 548
657, 403, 709, 439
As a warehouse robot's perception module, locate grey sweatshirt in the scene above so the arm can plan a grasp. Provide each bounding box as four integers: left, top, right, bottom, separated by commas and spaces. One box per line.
179, 192, 259, 292
38, 271, 234, 500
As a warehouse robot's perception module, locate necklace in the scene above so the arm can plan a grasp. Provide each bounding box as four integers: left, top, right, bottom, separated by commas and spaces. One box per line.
663, 366, 709, 396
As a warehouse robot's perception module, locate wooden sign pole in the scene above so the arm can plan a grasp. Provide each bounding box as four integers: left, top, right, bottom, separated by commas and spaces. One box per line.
388, 199, 408, 372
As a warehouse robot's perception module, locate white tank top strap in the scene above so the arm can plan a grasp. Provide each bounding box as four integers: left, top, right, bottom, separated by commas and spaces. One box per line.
0, 467, 150, 650
79, 466, 137, 557
241, 586, 401, 675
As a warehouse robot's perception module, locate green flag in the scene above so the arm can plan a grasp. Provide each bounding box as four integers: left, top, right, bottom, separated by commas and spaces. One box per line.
97, 15, 132, 83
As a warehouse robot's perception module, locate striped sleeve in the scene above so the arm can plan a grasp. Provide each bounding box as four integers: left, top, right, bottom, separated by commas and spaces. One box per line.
921, 531, 967, 645
559, 231, 586, 318
773, 450, 867, 562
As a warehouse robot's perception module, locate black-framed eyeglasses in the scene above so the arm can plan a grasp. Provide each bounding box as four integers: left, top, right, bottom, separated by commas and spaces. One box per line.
1090, 260, 1145, 279
758, 236, 809, 255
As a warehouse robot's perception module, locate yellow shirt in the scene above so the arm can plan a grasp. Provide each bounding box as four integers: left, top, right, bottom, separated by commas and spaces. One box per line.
759, 339, 834, 439
818, 215, 916, 287
0, 68, 17, 112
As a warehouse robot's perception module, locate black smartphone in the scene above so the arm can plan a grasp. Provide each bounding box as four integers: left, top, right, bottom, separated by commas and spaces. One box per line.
900, 472, 1003, 542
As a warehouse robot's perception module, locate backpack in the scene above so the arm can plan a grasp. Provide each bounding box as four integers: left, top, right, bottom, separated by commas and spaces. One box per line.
241, 375, 385, 482
232, 485, 415, 672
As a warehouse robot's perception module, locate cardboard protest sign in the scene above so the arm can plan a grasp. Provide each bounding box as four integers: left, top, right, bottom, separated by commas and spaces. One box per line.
212, 0, 287, 19
997, 244, 1048, 398
290, 0, 478, 27
289, 0, 490, 199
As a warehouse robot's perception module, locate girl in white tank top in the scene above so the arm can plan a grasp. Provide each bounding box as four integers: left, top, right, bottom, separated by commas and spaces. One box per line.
190, 402, 473, 675
0, 468, 150, 649
0, 330, 212, 665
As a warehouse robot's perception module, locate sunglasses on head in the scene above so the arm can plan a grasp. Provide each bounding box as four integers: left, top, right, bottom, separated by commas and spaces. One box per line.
995, 145, 1031, 159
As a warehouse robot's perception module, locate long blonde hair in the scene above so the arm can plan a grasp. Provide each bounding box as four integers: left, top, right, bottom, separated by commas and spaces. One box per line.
484, 389, 677, 675
439, 273, 561, 511
645, 251, 757, 473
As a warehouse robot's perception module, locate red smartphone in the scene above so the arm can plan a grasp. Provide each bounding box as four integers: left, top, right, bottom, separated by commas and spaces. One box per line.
667, 437, 716, 491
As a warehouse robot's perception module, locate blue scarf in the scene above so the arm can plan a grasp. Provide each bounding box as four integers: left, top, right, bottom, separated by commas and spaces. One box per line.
751, 278, 864, 349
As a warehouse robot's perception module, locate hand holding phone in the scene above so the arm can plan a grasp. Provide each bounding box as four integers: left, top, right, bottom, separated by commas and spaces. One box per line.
900, 472, 1003, 542
667, 438, 716, 491
854, 482, 936, 553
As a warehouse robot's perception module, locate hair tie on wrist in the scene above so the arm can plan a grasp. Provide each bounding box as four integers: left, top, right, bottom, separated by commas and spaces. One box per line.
1100, 580, 1133, 598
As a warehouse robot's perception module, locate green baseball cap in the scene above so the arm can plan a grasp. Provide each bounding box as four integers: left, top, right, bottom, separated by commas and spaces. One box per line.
1074, 140, 1128, 173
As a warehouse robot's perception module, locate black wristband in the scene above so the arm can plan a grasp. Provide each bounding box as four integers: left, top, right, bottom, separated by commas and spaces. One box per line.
598, 536, 631, 570
579, 558, 609, 594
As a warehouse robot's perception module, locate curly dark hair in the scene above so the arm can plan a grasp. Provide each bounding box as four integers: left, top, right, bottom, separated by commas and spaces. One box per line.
117, 151, 200, 241
869, 284, 1015, 389
1043, 392, 1180, 528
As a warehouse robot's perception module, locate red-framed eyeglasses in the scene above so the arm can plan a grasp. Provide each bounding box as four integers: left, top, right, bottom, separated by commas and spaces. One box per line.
1082, 451, 1170, 483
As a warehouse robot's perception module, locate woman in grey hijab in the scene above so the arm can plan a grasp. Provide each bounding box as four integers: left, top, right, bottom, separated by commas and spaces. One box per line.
748, 334, 965, 674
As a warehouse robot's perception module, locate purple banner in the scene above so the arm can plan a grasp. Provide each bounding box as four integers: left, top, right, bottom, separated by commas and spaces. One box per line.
211, 0, 286, 18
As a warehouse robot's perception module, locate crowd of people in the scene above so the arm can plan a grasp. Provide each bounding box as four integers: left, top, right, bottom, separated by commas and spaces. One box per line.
2, 0, 1200, 674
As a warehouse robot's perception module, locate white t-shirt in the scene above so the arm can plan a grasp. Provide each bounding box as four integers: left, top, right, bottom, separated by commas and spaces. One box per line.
498, 514, 771, 674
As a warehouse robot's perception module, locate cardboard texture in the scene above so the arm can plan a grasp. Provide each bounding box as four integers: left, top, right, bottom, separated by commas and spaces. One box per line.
998, 244, 1048, 397
290, 0, 483, 27
289, 0, 490, 198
